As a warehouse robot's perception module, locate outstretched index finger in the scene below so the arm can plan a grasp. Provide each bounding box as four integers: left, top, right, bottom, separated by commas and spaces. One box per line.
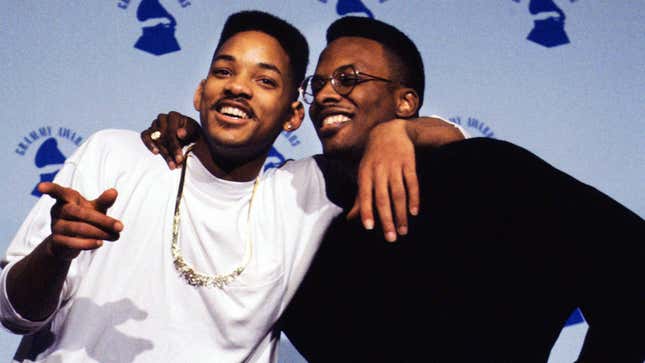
38, 182, 80, 204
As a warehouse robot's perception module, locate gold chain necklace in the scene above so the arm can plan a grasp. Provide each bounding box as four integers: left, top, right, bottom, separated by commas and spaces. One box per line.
171, 147, 259, 288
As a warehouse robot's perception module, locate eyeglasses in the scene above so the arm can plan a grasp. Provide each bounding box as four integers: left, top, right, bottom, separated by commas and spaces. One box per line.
299, 65, 393, 104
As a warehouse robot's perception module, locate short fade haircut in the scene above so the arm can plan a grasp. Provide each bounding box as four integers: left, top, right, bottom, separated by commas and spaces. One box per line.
214, 11, 309, 96
326, 16, 425, 108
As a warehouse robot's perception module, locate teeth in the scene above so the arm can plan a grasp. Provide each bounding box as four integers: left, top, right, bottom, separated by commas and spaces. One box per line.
322, 114, 351, 126
220, 106, 249, 119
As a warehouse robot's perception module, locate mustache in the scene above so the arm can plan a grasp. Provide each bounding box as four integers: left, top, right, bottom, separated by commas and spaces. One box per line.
210, 96, 252, 111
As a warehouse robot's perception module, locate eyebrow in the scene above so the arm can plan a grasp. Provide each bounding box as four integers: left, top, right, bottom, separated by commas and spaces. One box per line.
258, 62, 282, 76
315, 63, 355, 77
212, 54, 283, 76
212, 54, 235, 63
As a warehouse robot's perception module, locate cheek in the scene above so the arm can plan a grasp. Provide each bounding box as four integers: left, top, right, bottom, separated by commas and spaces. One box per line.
361, 95, 396, 125
257, 93, 291, 122
200, 85, 218, 106
353, 109, 383, 134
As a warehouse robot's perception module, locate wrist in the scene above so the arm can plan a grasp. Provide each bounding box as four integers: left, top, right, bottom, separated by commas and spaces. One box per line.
44, 237, 79, 262
373, 119, 408, 137
402, 119, 419, 144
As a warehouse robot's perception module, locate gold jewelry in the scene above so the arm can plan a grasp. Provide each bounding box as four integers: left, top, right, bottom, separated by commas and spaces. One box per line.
171, 147, 258, 288
285, 123, 292, 130
150, 130, 162, 141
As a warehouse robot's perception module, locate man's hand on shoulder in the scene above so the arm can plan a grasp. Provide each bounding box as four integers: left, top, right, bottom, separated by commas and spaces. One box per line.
140, 111, 202, 170
348, 116, 465, 243
348, 119, 416, 243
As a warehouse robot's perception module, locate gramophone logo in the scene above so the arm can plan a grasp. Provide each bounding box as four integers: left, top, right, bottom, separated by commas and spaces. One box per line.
449, 116, 496, 139
318, 0, 389, 18
14, 127, 84, 197
263, 131, 302, 171
118, 0, 191, 56
513, 0, 578, 47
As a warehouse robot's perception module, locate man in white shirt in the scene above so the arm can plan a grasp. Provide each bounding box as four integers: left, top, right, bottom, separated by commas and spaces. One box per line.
0, 11, 352, 362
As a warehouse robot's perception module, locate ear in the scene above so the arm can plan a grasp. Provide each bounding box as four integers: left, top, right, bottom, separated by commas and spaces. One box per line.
394, 88, 420, 118
283, 100, 305, 132
193, 79, 206, 111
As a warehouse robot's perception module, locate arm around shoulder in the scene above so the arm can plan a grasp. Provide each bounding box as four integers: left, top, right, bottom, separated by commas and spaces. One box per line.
403, 116, 466, 147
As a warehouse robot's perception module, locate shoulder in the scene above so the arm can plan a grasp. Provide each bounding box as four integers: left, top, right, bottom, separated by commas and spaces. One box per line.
64, 129, 167, 189
417, 138, 545, 174
261, 156, 344, 209
69, 129, 157, 166
261, 157, 324, 191
435, 138, 532, 160
261, 157, 327, 188
78, 129, 148, 156
415, 138, 584, 203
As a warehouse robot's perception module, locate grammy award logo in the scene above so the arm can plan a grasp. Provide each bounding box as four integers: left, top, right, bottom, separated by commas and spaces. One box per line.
14, 127, 84, 197
318, 0, 390, 18
514, 0, 577, 48
31, 138, 67, 197
117, 0, 191, 56
264, 147, 287, 172
263, 131, 302, 171
134, 0, 181, 56
449, 116, 496, 139
527, 0, 570, 47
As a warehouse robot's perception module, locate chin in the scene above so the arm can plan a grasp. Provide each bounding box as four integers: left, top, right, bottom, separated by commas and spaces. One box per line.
208, 128, 250, 144
321, 141, 353, 158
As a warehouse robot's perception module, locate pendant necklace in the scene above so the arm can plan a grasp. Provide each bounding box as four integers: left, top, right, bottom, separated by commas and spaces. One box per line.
171, 146, 258, 288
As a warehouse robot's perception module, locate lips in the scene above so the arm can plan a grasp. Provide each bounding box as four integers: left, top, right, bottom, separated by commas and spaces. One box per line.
322, 114, 351, 127
211, 100, 255, 125
220, 106, 249, 119
314, 108, 354, 136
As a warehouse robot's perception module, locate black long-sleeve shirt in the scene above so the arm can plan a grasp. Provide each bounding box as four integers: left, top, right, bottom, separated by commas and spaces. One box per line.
281, 138, 644, 363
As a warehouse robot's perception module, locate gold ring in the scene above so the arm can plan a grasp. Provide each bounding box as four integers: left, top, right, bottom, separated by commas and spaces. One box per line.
150, 130, 162, 141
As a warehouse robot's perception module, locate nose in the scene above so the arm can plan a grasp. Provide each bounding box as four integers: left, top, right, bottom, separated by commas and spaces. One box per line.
224, 74, 253, 99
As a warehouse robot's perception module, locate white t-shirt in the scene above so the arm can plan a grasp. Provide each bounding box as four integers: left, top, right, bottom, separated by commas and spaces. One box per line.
0, 129, 342, 363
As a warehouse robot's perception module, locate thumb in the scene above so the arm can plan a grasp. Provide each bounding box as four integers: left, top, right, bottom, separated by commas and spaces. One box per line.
92, 188, 118, 213
346, 196, 360, 220
181, 116, 201, 143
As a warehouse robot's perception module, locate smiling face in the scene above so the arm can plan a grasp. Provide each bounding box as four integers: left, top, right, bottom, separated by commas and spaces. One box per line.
309, 37, 401, 156
194, 30, 301, 163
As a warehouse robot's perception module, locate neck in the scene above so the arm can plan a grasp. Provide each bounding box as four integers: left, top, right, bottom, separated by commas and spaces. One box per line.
191, 139, 267, 182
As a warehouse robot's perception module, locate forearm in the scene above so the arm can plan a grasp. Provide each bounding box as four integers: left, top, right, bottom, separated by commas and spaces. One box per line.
5, 236, 71, 322
404, 116, 465, 147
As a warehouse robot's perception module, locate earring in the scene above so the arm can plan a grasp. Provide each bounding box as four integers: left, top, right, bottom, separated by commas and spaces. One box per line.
285, 123, 292, 130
